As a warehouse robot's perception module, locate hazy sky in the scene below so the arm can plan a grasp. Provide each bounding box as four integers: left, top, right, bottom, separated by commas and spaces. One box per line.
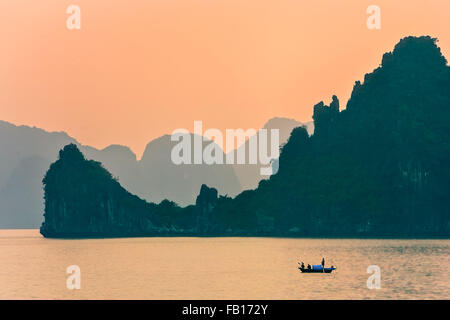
1, 0, 449, 157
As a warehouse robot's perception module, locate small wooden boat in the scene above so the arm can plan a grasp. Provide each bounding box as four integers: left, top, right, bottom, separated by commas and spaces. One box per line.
298, 263, 336, 273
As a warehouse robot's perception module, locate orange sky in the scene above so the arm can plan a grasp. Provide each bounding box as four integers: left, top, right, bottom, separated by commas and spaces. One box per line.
0, 0, 449, 157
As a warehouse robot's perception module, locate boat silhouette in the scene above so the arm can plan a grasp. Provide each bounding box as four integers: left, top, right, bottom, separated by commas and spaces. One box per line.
298, 263, 336, 273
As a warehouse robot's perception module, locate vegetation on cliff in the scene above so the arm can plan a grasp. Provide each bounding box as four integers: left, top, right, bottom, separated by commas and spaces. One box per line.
41, 36, 450, 238
41, 144, 176, 236
217, 36, 450, 237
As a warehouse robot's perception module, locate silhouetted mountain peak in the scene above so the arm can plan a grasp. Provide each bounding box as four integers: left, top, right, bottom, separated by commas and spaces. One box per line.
0, 120, 73, 140
100, 144, 137, 162
365, 36, 447, 84
347, 35, 449, 115
58, 143, 85, 163
263, 117, 300, 130
382, 36, 447, 70
140, 134, 172, 163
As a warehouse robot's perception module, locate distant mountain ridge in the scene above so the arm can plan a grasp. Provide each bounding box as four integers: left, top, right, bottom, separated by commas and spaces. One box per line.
0, 117, 308, 228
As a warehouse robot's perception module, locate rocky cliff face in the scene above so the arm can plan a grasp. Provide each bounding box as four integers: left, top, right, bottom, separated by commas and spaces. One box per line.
40, 144, 222, 237
41, 36, 450, 238
224, 36, 450, 237
195, 184, 218, 232
40, 144, 158, 237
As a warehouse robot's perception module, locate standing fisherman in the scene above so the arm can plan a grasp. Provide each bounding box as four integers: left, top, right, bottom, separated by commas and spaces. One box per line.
321, 258, 325, 268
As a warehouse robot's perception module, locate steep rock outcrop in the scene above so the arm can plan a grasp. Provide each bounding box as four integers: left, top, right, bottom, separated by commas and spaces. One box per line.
195, 184, 218, 232
40, 144, 157, 237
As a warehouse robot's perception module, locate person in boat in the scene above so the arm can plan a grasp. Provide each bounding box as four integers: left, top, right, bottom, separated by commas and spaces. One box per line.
301, 262, 305, 269
307, 264, 311, 270
321, 258, 325, 268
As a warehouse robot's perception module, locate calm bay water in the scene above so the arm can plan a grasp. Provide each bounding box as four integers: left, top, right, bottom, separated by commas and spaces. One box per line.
0, 230, 448, 299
